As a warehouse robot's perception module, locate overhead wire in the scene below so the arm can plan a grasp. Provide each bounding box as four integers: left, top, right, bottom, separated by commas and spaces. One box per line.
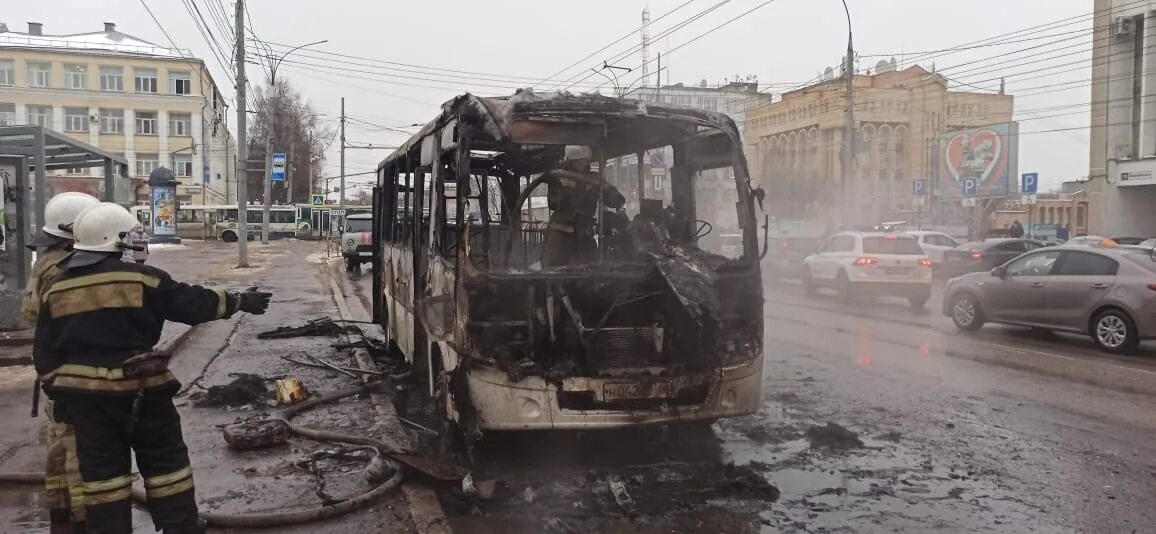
533, 0, 700, 87
606, 0, 782, 93
559, 0, 736, 92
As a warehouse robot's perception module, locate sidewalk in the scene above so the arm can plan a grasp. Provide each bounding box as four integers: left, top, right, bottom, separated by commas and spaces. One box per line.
0, 240, 417, 533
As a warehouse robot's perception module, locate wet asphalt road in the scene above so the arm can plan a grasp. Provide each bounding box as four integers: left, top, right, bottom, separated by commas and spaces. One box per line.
352, 271, 1156, 533
3, 242, 1152, 533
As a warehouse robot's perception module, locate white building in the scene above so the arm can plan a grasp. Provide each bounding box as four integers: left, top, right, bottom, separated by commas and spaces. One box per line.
0, 21, 234, 205
1089, 0, 1156, 236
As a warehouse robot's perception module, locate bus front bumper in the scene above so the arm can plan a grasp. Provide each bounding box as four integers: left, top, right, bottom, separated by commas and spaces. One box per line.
465, 355, 764, 431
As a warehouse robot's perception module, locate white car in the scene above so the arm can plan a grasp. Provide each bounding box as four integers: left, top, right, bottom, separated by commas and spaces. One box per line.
904, 230, 960, 263
802, 232, 934, 307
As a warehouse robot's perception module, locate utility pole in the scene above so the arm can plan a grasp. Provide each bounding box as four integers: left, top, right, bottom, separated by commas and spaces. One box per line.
262, 84, 275, 244
234, 0, 249, 267
287, 142, 294, 204
840, 0, 855, 228
340, 97, 346, 207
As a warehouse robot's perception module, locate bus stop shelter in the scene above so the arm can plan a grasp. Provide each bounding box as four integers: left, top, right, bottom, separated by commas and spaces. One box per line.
0, 125, 128, 295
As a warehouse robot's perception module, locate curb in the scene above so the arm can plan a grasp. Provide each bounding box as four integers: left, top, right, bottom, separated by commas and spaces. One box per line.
324, 260, 452, 534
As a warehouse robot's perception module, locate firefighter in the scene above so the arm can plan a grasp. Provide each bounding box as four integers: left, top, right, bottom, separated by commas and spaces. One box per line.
24, 192, 100, 534
33, 202, 272, 534
542, 146, 626, 266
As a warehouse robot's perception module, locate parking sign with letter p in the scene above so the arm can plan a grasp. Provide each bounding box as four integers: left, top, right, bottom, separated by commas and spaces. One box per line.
1021, 172, 1038, 194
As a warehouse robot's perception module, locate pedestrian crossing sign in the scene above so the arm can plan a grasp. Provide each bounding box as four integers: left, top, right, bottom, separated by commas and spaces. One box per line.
311, 194, 325, 206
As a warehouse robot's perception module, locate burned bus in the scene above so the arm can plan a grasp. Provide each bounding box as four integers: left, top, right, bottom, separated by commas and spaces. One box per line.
372, 91, 765, 437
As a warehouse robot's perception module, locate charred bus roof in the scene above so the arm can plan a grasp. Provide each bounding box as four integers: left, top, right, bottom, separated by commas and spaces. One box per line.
377, 90, 750, 178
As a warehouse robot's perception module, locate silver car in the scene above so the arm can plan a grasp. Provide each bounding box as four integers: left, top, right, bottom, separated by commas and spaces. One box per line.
943, 245, 1156, 353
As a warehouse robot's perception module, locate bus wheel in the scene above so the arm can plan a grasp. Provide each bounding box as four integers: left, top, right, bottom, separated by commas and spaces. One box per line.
344, 257, 358, 272
221, 230, 238, 243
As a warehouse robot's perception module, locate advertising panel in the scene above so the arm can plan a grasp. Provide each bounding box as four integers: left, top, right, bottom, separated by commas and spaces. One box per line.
936, 122, 1018, 199
151, 186, 177, 237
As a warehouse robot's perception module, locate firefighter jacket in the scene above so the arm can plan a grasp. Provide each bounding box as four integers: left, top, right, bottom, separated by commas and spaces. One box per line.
22, 245, 70, 325
544, 170, 624, 237
34, 255, 237, 394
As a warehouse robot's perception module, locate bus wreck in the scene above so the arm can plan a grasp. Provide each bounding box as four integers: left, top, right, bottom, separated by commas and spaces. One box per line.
372, 91, 764, 436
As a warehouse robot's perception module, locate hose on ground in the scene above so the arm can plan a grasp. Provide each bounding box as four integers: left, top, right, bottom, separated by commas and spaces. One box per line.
0, 382, 405, 527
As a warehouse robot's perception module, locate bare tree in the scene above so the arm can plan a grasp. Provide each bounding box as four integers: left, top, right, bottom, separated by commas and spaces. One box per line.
246, 79, 333, 204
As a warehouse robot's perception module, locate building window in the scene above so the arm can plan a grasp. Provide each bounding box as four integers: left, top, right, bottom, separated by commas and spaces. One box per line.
172, 155, 193, 177
28, 105, 52, 128
134, 68, 158, 93
28, 62, 52, 88
100, 66, 124, 91
170, 71, 191, 95
135, 111, 158, 135
0, 103, 14, 126
65, 64, 87, 90
136, 154, 159, 177
64, 107, 89, 132
0, 60, 14, 86
100, 108, 124, 134
169, 113, 192, 136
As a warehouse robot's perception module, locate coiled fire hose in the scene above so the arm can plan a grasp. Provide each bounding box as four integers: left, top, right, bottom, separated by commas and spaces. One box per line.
0, 382, 404, 527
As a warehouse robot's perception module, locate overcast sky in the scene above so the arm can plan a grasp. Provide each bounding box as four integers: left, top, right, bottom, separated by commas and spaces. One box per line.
7, 0, 1093, 192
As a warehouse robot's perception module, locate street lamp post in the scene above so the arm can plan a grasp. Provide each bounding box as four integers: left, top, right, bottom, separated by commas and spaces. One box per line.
260, 39, 327, 243
839, 0, 856, 229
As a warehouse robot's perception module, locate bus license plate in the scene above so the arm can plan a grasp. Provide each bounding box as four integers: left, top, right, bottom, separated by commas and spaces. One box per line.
602, 381, 672, 401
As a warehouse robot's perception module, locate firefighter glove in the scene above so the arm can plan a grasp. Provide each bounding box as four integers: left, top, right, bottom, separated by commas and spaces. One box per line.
236, 290, 273, 315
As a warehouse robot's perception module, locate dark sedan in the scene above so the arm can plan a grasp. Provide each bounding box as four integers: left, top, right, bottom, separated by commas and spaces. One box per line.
938, 238, 1045, 279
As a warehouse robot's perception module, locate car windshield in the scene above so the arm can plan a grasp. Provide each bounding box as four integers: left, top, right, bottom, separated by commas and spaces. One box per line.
1123, 251, 1156, 272
862, 236, 923, 255
345, 218, 372, 233
957, 241, 992, 251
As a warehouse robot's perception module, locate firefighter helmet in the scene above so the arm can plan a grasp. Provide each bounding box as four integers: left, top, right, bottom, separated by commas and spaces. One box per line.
564, 145, 593, 161
72, 202, 140, 253
43, 192, 100, 240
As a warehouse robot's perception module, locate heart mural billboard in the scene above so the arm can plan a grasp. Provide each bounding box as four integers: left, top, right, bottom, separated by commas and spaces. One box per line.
935, 122, 1018, 199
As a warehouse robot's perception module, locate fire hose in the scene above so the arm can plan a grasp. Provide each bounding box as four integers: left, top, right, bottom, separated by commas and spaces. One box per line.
0, 382, 405, 527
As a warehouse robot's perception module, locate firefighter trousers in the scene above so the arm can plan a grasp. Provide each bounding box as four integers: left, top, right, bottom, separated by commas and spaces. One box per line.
56, 388, 200, 534
43, 400, 85, 531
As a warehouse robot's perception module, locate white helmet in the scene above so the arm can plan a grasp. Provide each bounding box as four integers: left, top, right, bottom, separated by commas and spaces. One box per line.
564, 145, 593, 161
43, 192, 100, 240
72, 203, 140, 253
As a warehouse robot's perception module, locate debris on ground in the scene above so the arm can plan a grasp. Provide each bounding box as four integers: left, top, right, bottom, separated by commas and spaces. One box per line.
223, 419, 291, 450
258, 318, 358, 339
876, 431, 903, 443
805, 422, 865, 449
543, 517, 578, 533
607, 475, 636, 514
275, 377, 309, 404
715, 463, 781, 502
195, 373, 269, 407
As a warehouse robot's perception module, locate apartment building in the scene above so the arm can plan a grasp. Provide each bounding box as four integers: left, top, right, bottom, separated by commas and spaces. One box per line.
0, 21, 233, 205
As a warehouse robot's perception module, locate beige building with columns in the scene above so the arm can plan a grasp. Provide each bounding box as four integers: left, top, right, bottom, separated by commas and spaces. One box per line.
0, 21, 233, 205
744, 62, 1014, 228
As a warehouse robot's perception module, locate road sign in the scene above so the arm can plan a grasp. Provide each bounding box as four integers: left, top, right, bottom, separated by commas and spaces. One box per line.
1021, 172, 1038, 194
962, 178, 978, 197
311, 194, 325, 206
961, 197, 977, 208
270, 152, 287, 182
913, 179, 926, 197
1021, 194, 1038, 205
